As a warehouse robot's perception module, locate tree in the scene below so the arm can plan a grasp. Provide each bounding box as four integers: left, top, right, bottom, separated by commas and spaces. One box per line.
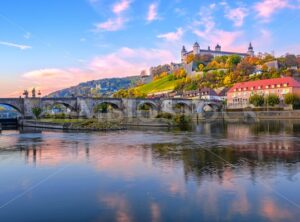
198, 64, 204, 71
174, 68, 187, 79
249, 94, 264, 107
207, 60, 220, 70
226, 55, 242, 68
159, 72, 168, 78
284, 93, 300, 107
186, 54, 195, 64
265, 94, 280, 106
223, 75, 232, 86
32, 107, 42, 119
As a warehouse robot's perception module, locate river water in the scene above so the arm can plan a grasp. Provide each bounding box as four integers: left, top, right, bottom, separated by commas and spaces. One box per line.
0, 121, 300, 222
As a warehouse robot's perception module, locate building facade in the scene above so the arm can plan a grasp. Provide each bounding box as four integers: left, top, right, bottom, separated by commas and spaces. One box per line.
181, 42, 254, 63
227, 77, 300, 109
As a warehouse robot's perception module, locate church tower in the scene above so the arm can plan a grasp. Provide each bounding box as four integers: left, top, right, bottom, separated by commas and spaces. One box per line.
193, 42, 200, 55
247, 42, 254, 56
181, 46, 187, 63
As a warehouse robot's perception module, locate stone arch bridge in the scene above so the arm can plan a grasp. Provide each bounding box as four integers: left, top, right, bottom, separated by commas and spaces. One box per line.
0, 97, 222, 119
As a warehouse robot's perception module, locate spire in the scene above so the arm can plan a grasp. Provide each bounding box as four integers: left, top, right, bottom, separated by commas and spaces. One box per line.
247, 42, 254, 56
193, 42, 200, 47
248, 42, 253, 50
181, 45, 187, 53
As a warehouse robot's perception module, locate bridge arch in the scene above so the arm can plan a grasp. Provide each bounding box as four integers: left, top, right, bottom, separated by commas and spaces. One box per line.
136, 101, 159, 119
42, 102, 77, 112
93, 101, 121, 113
0, 99, 24, 116
173, 101, 192, 114
137, 101, 159, 111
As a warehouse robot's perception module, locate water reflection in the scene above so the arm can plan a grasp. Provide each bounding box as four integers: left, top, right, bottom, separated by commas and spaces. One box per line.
0, 121, 299, 221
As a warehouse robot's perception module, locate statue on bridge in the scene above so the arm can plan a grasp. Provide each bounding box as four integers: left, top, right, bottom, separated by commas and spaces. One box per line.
32, 88, 36, 98
23, 90, 29, 98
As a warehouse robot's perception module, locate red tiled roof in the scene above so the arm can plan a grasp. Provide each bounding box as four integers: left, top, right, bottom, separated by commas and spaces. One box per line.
228, 77, 300, 93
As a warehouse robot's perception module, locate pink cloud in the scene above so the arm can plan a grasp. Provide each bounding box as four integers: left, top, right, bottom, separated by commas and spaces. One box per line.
113, 0, 131, 14
254, 0, 290, 19
157, 28, 184, 41
147, 3, 159, 22
90, 47, 176, 75
193, 29, 244, 52
193, 6, 246, 52
95, 17, 126, 32
225, 7, 248, 27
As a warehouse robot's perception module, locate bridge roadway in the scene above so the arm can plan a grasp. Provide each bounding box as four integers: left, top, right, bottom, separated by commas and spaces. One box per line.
0, 97, 222, 119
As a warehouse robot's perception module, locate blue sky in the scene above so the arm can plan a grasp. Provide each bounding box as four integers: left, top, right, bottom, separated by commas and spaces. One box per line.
1, 0, 300, 96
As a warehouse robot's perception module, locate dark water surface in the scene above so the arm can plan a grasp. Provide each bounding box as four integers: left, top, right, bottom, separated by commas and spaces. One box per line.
1, 121, 300, 222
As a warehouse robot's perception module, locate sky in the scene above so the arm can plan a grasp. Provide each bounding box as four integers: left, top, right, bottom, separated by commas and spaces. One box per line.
1, 0, 300, 97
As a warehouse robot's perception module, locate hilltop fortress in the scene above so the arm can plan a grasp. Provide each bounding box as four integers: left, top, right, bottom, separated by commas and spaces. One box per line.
181, 42, 255, 64
149, 42, 255, 77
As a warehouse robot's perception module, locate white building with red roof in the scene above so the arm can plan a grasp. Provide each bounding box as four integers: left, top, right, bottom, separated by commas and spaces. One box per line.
227, 77, 300, 109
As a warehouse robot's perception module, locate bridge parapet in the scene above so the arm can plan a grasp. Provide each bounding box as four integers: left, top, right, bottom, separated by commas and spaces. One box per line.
0, 97, 223, 119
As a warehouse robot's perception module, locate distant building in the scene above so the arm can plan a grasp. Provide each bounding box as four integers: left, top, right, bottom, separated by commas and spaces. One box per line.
227, 77, 300, 109
181, 42, 254, 64
181, 88, 225, 101
264, 60, 279, 70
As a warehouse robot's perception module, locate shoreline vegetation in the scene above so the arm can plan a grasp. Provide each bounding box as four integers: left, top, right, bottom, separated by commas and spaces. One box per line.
20, 110, 300, 131
21, 113, 193, 131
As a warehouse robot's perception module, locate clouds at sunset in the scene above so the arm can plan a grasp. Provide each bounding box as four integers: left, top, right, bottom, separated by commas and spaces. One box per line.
1, 0, 300, 96
14, 47, 176, 96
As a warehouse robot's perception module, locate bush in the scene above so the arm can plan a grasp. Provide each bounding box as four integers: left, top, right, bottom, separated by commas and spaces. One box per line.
249, 94, 264, 107
265, 94, 280, 107
94, 103, 109, 113
32, 107, 42, 119
284, 93, 300, 107
156, 112, 173, 119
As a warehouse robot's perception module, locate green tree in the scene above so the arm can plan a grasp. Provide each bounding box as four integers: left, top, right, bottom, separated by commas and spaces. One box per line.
265, 94, 280, 107
284, 93, 300, 107
226, 55, 242, 68
32, 107, 43, 119
94, 103, 109, 113
249, 94, 264, 107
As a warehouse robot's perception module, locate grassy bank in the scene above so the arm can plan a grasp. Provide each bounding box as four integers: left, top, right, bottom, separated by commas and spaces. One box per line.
37, 119, 125, 131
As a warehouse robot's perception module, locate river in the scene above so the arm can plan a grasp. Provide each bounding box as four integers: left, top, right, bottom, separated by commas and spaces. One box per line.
0, 120, 300, 222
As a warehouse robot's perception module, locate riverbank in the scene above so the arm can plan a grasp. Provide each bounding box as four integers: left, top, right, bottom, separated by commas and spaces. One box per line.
21, 119, 126, 131
20, 110, 300, 131
194, 110, 300, 122
21, 117, 173, 131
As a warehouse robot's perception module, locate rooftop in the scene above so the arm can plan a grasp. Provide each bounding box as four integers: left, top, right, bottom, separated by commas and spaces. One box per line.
228, 77, 300, 93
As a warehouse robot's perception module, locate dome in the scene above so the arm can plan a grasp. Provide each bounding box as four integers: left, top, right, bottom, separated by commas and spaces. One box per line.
193, 42, 200, 47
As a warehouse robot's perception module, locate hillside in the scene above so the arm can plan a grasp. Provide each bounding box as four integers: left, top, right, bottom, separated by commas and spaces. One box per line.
47, 76, 139, 97
135, 74, 181, 95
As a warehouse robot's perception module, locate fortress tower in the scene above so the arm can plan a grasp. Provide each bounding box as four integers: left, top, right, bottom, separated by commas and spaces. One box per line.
247, 42, 254, 56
